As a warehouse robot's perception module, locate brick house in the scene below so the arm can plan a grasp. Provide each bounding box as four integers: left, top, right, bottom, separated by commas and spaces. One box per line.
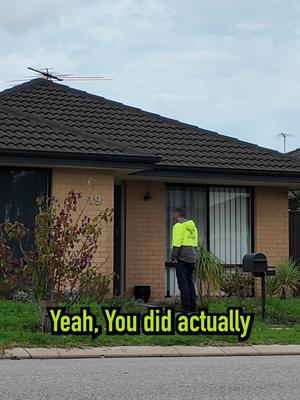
1, 78, 300, 302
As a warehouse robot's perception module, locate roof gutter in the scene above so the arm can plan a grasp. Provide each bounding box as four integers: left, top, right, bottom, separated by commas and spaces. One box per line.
130, 165, 300, 184
0, 149, 161, 169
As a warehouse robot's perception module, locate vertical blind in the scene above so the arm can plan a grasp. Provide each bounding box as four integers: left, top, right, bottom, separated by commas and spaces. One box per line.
165, 185, 207, 261
209, 187, 251, 264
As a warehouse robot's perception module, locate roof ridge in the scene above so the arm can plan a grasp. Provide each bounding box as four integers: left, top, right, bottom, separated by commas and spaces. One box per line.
287, 148, 300, 156
0, 103, 156, 158
3, 78, 295, 166
286, 148, 300, 165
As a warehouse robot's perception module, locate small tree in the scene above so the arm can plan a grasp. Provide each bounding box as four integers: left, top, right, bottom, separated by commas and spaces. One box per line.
0, 190, 113, 332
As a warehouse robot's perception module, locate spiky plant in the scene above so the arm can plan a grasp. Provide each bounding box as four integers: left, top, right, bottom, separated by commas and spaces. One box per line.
273, 259, 300, 299
266, 275, 277, 297
193, 244, 223, 306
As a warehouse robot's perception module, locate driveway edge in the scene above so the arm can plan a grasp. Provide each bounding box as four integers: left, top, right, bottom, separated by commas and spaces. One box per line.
1, 345, 300, 360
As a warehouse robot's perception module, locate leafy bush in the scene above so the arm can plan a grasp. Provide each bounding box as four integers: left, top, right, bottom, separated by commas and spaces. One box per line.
0, 225, 31, 299
62, 287, 80, 304
221, 267, 254, 298
194, 245, 223, 305
79, 272, 113, 303
0, 190, 113, 332
13, 290, 34, 303
265, 297, 300, 324
0, 271, 16, 299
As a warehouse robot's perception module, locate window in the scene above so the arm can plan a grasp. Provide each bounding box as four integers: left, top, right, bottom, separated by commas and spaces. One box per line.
209, 187, 252, 264
165, 185, 252, 264
165, 184, 252, 296
0, 167, 50, 249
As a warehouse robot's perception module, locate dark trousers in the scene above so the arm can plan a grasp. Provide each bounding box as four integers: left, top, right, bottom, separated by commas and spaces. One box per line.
176, 261, 196, 312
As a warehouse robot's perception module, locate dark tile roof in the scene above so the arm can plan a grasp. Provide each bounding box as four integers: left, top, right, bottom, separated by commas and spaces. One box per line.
1, 78, 300, 173
287, 148, 300, 159
0, 104, 154, 158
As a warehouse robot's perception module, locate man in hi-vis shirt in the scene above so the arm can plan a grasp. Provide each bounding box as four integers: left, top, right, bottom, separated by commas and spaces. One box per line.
171, 207, 198, 312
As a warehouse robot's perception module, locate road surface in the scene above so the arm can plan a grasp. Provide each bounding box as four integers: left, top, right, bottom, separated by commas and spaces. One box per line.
0, 355, 299, 399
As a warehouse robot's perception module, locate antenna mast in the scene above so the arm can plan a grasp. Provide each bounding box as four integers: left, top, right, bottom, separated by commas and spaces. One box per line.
280, 132, 288, 153
5, 67, 112, 85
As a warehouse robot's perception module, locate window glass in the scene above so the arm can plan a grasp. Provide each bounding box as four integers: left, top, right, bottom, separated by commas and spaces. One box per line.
209, 187, 251, 264
0, 168, 50, 250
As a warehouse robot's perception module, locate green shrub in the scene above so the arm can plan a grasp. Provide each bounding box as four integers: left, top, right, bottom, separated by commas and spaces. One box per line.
79, 272, 113, 303
0, 190, 113, 332
221, 267, 254, 298
265, 297, 300, 324
0, 273, 16, 299
13, 289, 34, 303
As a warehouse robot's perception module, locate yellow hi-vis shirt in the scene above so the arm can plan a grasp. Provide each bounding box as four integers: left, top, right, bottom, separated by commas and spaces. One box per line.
172, 219, 198, 248
171, 219, 198, 263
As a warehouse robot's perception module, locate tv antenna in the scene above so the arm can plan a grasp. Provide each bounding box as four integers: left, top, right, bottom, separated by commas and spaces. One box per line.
27, 67, 63, 81
5, 67, 112, 85
276, 132, 294, 153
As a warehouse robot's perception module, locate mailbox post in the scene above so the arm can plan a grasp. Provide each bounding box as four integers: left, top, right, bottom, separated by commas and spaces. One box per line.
261, 273, 266, 321
242, 253, 268, 320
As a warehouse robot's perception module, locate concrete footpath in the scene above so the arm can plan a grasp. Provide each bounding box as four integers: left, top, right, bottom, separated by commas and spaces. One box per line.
1, 345, 300, 360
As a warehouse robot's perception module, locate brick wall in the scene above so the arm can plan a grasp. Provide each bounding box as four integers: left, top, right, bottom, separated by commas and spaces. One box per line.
255, 186, 289, 267
125, 181, 165, 302
52, 168, 114, 288
50, 174, 288, 300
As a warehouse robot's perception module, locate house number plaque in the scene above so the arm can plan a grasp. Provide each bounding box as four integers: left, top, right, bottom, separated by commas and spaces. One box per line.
88, 195, 101, 205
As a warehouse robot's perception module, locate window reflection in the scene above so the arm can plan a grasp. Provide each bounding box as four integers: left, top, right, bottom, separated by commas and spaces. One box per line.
0, 167, 50, 252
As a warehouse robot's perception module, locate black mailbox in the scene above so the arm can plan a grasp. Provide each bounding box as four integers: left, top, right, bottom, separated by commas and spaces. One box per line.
242, 253, 267, 276
242, 253, 268, 320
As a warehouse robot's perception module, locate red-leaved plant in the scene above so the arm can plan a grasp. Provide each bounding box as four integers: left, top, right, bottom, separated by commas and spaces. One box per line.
0, 190, 113, 332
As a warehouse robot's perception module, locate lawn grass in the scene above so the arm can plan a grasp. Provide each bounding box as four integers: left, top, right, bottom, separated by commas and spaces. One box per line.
0, 297, 299, 349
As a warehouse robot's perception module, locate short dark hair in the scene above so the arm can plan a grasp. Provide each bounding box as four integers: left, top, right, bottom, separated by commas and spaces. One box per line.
175, 207, 186, 217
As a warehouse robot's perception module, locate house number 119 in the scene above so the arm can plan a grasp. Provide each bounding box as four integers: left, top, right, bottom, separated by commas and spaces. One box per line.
88, 195, 101, 205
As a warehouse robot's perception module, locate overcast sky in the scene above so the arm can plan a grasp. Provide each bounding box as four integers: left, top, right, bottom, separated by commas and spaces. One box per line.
1, 0, 300, 152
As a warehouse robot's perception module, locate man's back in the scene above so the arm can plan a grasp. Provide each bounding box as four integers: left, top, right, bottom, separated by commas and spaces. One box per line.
172, 219, 198, 263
